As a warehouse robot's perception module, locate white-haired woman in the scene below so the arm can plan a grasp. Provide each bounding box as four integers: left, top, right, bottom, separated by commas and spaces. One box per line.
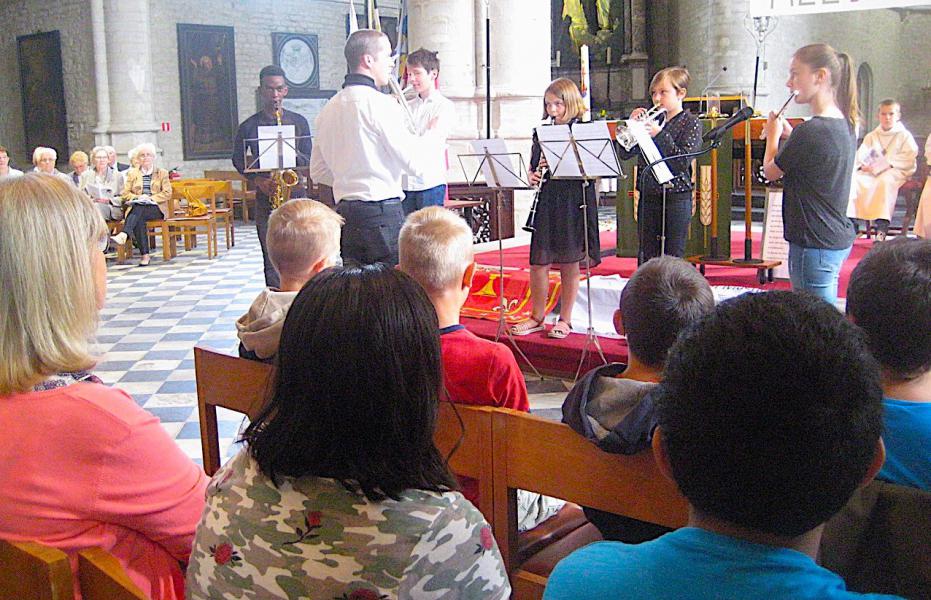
119, 143, 171, 266
81, 146, 125, 221
0, 174, 207, 599
31, 146, 73, 184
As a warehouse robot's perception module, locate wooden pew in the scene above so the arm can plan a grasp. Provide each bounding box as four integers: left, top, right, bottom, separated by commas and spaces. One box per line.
77, 548, 146, 600
193, 348, 495, 523
204, 169, 254, 223
0, 539, 73, 600
490, 409, 689, 600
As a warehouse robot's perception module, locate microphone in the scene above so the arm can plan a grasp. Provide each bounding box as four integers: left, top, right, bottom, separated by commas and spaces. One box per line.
703, 106, 754, 142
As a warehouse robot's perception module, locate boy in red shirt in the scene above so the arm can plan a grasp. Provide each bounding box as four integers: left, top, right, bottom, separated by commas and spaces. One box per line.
401, 207, 563, 529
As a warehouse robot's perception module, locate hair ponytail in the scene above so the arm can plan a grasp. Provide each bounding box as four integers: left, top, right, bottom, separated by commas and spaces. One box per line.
794, 44, 859, 130
835, 52, 859, 130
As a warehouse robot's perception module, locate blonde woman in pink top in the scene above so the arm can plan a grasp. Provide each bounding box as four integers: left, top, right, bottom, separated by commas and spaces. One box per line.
0, 174, 208, 599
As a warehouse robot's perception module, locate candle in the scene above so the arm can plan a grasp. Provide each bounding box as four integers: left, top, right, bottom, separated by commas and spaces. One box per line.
580, 45, 591, 121
606, 47, 612, 65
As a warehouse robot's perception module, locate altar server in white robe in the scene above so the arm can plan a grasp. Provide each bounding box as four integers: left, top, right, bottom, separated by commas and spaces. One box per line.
914, 135, 931, 239
848, 99, 918, 240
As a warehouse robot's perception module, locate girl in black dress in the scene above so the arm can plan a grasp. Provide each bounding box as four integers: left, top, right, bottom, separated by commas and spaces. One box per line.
510, 78, 601, 340
618, 67, 702, 263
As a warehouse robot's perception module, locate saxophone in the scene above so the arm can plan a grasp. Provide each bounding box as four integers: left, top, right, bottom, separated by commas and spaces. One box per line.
270, 104, 300, 209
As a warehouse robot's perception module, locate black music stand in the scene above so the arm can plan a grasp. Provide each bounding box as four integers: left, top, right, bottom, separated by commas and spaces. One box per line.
458, 142, 542, 379
537, 121, 624, 380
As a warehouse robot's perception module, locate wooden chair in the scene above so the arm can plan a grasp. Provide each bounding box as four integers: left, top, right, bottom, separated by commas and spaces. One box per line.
163, 186, 218, 260
204, 169, 254, 223
490, 409, 689, 599
194, 346, 275, 476
173, 179, 235, 250
0, 539, 73, 600
77, 548, 146, 600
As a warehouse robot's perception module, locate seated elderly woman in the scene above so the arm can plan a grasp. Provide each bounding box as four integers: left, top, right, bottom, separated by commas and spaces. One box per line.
120, 142, 171, 266
186, 264, 511, 600
0, 174, 207, 599
0, 145, 24, 180
31, 146, 73, 184
81, 145, 125, 221
68, 150, 89, 187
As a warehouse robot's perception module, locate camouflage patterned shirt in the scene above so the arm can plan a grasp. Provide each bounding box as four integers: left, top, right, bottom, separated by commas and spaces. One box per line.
185, 451, 511, 599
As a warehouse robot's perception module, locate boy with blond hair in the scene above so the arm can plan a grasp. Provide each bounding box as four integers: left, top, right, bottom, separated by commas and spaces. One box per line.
237, 199, 343, 361
401, 207, 563, 530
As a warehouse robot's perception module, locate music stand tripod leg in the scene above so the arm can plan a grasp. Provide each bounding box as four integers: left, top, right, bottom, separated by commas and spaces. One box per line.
490, 189, 544, 381
574, 179, 608, 382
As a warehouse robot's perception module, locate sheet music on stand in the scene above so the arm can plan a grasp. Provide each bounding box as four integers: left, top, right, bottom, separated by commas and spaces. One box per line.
536, 124, 581, 178
460, 139, 529, 189
626, 121, 674, 184
242, 126, 312, 173
568, 121, 626, 179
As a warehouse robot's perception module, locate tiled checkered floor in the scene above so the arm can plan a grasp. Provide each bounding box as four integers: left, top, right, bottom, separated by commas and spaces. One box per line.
96, 224, 572, 468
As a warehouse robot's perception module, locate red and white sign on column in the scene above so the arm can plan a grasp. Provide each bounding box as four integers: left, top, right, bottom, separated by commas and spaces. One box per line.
161, 122, 171, 132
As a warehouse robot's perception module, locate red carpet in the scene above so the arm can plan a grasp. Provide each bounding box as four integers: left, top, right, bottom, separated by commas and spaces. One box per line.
466, 230, 877, 378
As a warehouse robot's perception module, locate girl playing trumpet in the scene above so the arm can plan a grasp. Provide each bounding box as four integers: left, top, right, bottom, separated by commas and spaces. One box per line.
617, 66, 702, 262
509, 78, 601, 340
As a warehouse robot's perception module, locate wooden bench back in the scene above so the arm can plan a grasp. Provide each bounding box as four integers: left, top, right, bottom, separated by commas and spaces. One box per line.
77, 548, 146, 600
192, 349, 495, 521
194, 346, 274, 475
490, 409, 689, 579
435, 402, 495, 521
0, 539, 73, 600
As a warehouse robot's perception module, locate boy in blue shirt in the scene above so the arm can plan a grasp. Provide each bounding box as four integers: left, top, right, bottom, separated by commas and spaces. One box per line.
546, 291, 899, 600
847, 238, 931, 491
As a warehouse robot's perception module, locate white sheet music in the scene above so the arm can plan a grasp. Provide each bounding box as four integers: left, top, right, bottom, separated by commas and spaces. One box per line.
536, 124, 581, 178
627, 123, 674, 184
570, 121, 622, 178
257, 125, 297, 170
468, 139, 525, 188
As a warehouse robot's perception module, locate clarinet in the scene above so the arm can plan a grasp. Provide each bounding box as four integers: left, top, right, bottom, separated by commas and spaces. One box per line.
523, 118, 555, 233
522, 162, 548, 233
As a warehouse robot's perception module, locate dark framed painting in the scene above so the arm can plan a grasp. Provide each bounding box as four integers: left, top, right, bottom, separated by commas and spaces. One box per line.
272, 32, 319, 97
17, 31, 69, 161
177, 24, 239, 160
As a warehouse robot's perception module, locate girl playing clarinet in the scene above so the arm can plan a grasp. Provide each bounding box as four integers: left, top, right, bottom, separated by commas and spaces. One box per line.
510, 78, 601, 340
762, 43, 857, 306
618, 66, 702, 263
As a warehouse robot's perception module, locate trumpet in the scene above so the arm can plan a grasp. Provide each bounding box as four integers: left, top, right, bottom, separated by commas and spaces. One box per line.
760, 90, 799, 140
270, 104, 299, 209
387, 76, 418, 134
615, 105, 667, 151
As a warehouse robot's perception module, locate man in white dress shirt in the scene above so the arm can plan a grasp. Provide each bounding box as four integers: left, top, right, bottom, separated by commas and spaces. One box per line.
848, 99, 918, 241
309, 30, 437, 267
401, 49, 456, 216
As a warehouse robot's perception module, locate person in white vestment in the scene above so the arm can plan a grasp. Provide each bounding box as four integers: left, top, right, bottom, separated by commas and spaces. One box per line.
848, 99, 918, 240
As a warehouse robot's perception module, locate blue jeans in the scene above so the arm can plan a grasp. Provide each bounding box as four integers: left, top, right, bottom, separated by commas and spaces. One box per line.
788, 243, 852, 306
402, 184, 447, 215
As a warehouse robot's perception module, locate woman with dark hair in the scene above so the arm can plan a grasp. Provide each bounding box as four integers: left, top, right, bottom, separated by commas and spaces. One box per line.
186, 264, 510, 599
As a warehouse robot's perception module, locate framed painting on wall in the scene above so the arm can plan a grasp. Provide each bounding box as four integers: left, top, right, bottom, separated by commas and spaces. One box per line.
17, 31, 69, 162
272, 32, 320, 97
177, 24, 239, 160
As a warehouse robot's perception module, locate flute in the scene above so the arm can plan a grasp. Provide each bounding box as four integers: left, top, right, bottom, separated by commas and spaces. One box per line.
760, 90, 799, 139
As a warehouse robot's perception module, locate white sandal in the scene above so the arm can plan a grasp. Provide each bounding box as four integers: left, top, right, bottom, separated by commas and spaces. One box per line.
509, 316, 545, 336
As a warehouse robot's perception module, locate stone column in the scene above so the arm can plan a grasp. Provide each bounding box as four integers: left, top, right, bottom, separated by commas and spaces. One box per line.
407, 0, 551, 237
93, 0, 160, 158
